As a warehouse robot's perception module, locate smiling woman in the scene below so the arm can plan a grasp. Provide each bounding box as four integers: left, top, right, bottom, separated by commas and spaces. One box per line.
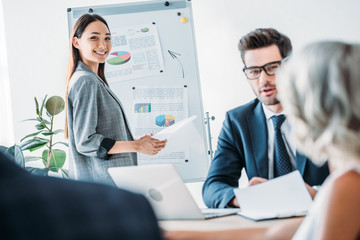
71, 20, 112, 74
64, 14, 166, 186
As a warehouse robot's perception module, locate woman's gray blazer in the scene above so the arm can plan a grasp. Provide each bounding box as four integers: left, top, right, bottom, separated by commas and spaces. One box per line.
67, 61, 137, 186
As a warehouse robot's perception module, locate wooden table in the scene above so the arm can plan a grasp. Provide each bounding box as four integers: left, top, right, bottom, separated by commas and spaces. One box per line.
159, 214, 298, 231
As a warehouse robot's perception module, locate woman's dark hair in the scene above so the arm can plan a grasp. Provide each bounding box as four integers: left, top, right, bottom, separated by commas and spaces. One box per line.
65, 14, 110, 138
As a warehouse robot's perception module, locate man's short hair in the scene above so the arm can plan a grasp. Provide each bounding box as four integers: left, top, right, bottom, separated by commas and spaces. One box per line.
238, 28, 292, 64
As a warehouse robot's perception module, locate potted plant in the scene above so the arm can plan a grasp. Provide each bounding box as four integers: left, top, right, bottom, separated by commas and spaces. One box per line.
17, 95, 69, 177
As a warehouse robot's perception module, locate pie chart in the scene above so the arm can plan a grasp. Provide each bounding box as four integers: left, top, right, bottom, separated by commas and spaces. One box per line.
107, 51, 131, 65
155, 114, 175, 127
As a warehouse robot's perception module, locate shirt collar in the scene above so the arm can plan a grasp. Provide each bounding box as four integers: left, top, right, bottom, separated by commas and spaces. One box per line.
262, 103, 285, 121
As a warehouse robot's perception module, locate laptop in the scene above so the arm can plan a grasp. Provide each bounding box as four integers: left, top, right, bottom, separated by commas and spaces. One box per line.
108, 164, 240, 220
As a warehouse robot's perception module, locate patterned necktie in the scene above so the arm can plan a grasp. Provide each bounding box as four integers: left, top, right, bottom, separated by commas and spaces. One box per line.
272, 114, 292, 177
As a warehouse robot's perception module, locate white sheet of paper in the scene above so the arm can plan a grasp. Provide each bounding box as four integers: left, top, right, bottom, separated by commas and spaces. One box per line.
154, 115, 203, 154
234, 171, 313, 221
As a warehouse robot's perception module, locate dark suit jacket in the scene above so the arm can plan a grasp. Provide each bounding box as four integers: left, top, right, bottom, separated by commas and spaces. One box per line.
202, 99, 330, 208
0, 152, 162, 240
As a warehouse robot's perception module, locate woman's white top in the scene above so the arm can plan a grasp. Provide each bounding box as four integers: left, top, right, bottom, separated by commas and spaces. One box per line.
292, 163, 360, 239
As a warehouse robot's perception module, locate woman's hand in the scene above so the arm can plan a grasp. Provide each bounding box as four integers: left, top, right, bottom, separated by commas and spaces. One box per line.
136, 134, 167, 155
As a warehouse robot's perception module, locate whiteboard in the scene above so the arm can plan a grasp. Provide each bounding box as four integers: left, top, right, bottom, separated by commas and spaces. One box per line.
67, 0, 209, 182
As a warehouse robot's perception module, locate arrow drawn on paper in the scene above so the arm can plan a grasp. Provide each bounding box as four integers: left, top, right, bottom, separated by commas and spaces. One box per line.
168, 50, 184, 78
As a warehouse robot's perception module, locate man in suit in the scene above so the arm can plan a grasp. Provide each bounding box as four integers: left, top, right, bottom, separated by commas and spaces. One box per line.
202, 28, 330, 208
0, 151, 162, 240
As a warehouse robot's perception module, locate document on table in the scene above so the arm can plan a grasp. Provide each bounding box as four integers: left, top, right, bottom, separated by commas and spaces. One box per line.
234, 171, 313, 221
153, 115, 203, 154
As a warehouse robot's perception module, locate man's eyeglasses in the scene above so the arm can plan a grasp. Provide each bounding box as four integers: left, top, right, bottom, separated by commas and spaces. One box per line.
243, 58, 288, 80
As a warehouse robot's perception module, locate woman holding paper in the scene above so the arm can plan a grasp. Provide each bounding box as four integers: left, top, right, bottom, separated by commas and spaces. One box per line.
65, 14, 166, 186
164, 42, 360, 240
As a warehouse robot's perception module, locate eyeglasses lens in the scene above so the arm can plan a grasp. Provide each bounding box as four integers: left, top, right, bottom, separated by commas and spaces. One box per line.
244, 62, 281, 80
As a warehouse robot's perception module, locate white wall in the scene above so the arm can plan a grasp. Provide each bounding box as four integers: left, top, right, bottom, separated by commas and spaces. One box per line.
2, 0, 126, 145
3, 0, 360, 149
0, 0, 14, 146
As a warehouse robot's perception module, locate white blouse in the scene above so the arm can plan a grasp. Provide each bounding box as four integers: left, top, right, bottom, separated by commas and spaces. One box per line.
292, 164, 360, 239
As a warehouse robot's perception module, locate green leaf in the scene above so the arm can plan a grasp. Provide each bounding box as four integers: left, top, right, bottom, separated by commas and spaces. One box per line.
12, 145, 25, 167
49, 167, 60, 173
20, 131, 43, 142
46, 111, 52, 118
40, 119, 50, 125
61, 168, 69, 178
0, 145, 8, 153
42, 149, 66, 171
41, 131, 54, 136
39, 95, 48, 117
26, 167, 49, 176
53, 142, 69, 147
4, 145, 25, 168
20, 139, 48, 151
35, 123, 46, 130
29, 144, 47, 152
42, 129, 64, 136
34, 97, 39, 115
33, 137, 49, 142
21, 118, 40, 122
46, 96, 65, 116
24, 156, 43, 162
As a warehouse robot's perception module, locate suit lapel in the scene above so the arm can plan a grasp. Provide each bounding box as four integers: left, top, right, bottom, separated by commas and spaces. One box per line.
78, 62, 134, 139
295, 152, 307, 175
247, 102, 269, 178
101, 82, 134, 139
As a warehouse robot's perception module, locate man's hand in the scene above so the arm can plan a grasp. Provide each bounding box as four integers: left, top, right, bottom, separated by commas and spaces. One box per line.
249, 177, 268, 186
228, 197, 240, 208
229, 176, 317, 209
249, 176, 317, 199
227, 177, 268, 208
